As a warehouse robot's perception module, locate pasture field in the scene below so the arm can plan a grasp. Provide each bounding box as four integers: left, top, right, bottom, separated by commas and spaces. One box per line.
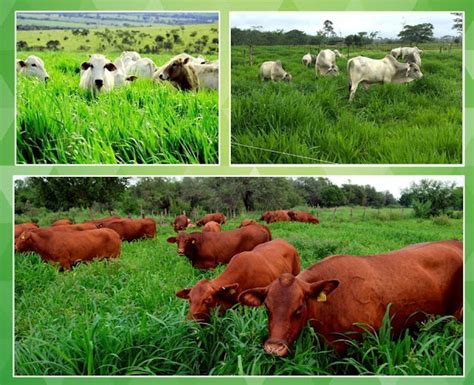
231, 45, 462, 164
15, 207, 463, 375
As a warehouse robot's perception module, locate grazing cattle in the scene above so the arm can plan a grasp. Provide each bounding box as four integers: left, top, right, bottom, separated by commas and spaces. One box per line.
347, 55, 423, 101
239, 240, 463, 357
259, 61, 292, 82
14, 222, 39, 239
15, 228, 121, 270
390, 46, 423, 60
288, 211, 320, 224
260, 210, 291, 224
302, 53, 314, 67
190, 61, 219, 90
99, 218, 156, 241
315, 49, 344, 76
202, 221, 221, 233
239, 219, 257, 227
167, 225, 272, 269
196, 213, 226, 226
176, 239, 300, 322
51, 219, 73, 226
127, 58, 157, 79
16, 55, 49, 81
405, 51, 422, 67
173, 214, 192, 232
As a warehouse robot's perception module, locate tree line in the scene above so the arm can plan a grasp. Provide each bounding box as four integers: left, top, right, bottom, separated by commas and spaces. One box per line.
15, 177, 462, 219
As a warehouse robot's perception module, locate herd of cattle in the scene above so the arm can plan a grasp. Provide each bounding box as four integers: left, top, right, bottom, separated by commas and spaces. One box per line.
16, 50, 219, 92
260, 46, 424, 101
14, 208, 463, 357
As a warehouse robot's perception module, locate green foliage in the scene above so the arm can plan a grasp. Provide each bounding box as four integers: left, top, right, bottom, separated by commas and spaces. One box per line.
15, 211, 463, 375
231, 46, 462, 164
398, 23, 434, 44
432, 214, 451, 226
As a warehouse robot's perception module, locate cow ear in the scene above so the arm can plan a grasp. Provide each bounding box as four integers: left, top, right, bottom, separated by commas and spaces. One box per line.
308, 280, 339, 302
105, 62, 117, 72
183, 57, 190, 65
81, 62, 91, 71
18, 60, 26, 68
167, 237, 177, 243
126, 75, 137, 82
238, 287, 268, 307
217, 283, 239, 299
176, 288, 191, 299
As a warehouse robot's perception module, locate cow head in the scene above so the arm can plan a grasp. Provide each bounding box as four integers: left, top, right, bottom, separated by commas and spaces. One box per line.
166, 232, 198, 255
283, 72, 292, 81
260, 212, 271, 222
80, 54, 117, 92
239, 273, 339, 357
405, 62, 423, 81
176, 279, 239, 323
15, 231, 34, 252
18, 55, 49, 81
159, 56, 190, 81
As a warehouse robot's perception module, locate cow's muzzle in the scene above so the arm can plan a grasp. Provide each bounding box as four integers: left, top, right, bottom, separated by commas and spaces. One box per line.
159, 72, 168, 81
264, 339, 289, 357
177, 249, 185, 255
186, 311, 209, 323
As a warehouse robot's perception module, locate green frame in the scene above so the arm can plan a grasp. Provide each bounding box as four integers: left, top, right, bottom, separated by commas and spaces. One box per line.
1, 0, 472, 384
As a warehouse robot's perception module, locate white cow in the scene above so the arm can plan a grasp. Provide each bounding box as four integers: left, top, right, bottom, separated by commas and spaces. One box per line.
16, 55, 49, 81
114, 51, 142, 75
80, 54, 122, 93
405, 51, 422, 67
302, 53, 313, 67
315, 49, 345, 76
347, 54, 423, 101
127, 58, 158, 79
390, 46, 423, 60
190, 61, 219, 89
259, 61, 292, 81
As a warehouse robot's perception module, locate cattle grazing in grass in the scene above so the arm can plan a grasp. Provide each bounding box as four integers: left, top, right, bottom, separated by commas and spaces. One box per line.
260, 210, 291, 224
51, 219, 73, 226
390, 46, 423, 60
127, 58, 158, 79
83, 216, 121, 226
16, 55, 49, 81
239, 240, 463, 357
288, 211, 320, 224
405, 51, 422, 67
196, 212, 226, 226
202, 221, 221, 233
14, 222, 39, 239
315, 49, 344, 77
259, 61, 292, 82
302, 53, 316, 67
15, 228, 121, 270
176, 239, 300, 322
98, 218, 156, 241
239, 219, 257, 227
347, 55, 423, 101
190, 61, 219, 90
167, 225, 272, 269
173, 214, 192, 232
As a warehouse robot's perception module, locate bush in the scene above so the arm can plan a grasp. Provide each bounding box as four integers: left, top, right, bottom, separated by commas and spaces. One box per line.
431, 214, 451, 226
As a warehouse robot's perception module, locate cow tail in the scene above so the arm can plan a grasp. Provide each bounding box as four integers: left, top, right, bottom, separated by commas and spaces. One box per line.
347, 59, 353, 91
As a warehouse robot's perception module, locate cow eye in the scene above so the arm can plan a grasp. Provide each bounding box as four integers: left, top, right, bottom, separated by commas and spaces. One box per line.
31, 64, 37, 67
293, 306, 303, 317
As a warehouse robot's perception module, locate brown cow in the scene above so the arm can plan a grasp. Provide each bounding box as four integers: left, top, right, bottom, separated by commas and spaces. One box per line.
196, 213, 226, 226
14, 222, 39, 239
83, 216, 121, 225
173, 214, 192, 232
51, 219, 73, 226
260, 210, 291, 223
239, 240, 463, 357
288, 210, 320, 224
239, 219, 257, 227
167, 225, 272, 269
176, 239, 300, 322
99, 218, 156, 241
157, 56, 199, 91
15, 228, 121, 270
202, 221, 221, 232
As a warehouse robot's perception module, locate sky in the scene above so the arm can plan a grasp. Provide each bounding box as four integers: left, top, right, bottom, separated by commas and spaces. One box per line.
231, 12, 460, 39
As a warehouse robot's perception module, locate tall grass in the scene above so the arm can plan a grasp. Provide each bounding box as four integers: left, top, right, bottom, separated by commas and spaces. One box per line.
15, 211, 463, 375
16, 51, 218, 164
231, 46, 462, 164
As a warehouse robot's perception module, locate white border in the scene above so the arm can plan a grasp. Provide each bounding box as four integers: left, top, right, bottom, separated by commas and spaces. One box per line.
14, 10, 222, 167
228, 11, 466, 168
12, 174, 466, 378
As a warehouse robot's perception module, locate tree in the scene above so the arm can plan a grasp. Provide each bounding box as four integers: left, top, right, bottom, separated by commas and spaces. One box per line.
451, 12, 463, 36
320, 185, 346, 207
323, 20, 335, 37
398, 23, 434, 44
17, 40, 28, 50
46, 40, 61, 50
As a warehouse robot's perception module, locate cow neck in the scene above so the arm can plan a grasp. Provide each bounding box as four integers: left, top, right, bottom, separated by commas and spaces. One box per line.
29, 231, 52, 254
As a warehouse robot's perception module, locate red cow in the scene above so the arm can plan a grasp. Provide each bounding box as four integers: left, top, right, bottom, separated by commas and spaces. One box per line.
238, 220, 272, 240
51, 219, 73, 226
288, 210, 320, 224
239, 240, 463, 357
260, 210, 291, 224
196, 213, 226, 226
239, 219, 257, 227
167, 225, 272, 269
83, 216, 121, 225
99, 218, 156, 241
202, 221, 221, 232
14, 222, 39, 239
15, 228, 121, 270
176, 239, 300, 322
173, 215, 192, 232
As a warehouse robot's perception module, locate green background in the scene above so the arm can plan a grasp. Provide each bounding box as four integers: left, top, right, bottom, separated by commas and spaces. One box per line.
0, 0, 472, 383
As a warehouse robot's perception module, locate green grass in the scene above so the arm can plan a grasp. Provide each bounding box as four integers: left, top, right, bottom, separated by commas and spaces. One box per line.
16, 51, 218, 164
231, 45, 462, 164
15, 208, 463, 375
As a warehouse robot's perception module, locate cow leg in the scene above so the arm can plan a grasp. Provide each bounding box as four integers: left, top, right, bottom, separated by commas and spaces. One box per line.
362, 82, 370, 91
349, 80, 359, 102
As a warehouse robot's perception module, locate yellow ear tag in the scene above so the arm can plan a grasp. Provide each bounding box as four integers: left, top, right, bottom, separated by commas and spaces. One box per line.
191, 239, 195, 244
317, 292, 327, 302
229, 289, 236, 295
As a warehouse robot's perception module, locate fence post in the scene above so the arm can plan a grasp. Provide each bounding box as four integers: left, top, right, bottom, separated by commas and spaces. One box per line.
363, 207, 366, 219
333, 207, 337, 221
350, 207, 353, 219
